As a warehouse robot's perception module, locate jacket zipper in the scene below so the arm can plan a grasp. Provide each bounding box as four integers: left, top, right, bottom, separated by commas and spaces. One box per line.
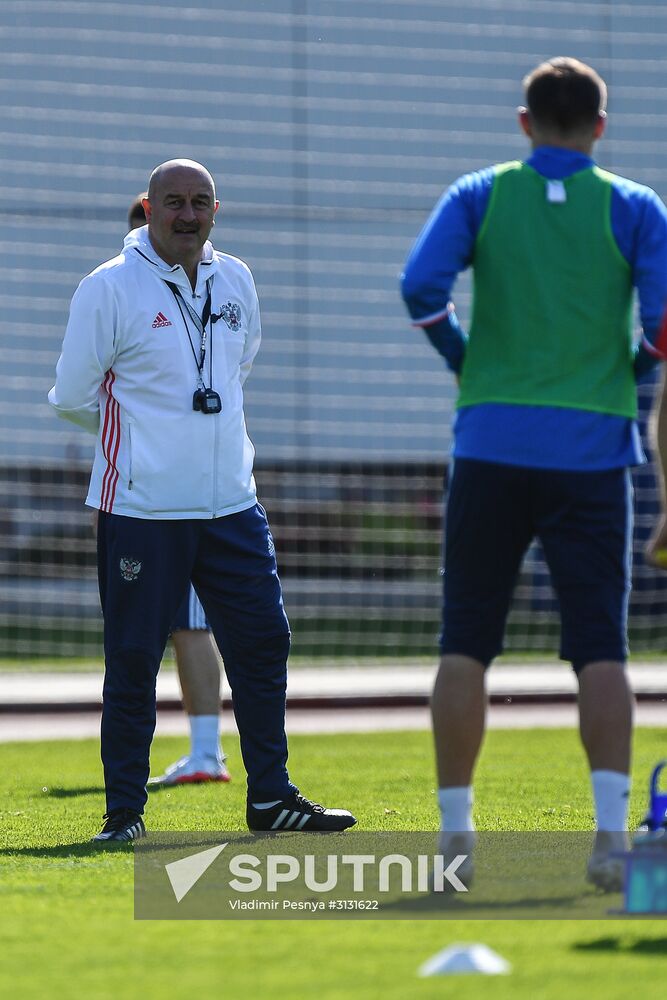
127, 422, 133, 490
212, 394, 219, 516
191, 285, 218, 517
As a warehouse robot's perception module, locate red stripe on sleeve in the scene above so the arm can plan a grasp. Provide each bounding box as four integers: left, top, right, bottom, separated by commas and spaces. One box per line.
100, 370, 120, 512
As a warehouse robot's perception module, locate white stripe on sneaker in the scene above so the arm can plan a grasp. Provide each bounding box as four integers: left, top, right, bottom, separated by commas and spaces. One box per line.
271, 809, 290, 830
283, 811, 301, 830
296, 814, 310, 830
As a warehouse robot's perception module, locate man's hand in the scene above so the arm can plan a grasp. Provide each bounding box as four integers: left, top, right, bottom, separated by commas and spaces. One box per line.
645, 514, 667, 569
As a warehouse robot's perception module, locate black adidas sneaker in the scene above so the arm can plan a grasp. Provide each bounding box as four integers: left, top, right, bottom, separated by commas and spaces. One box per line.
247, 792, 356, 832
92, 808, 146, 843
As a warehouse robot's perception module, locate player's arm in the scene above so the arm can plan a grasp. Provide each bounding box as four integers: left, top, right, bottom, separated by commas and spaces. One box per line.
414, 304, 467, 376
239, 273, 261, 386
616, 184, 667, 380
48, 273, 117, 434
619, 185, 667, 566
239, 298, 260, 387
645, 368, 667, 567
400, 168, 493, 374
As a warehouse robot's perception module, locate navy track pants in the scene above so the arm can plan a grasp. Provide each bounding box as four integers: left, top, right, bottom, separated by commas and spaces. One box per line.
97, 503, 294, 813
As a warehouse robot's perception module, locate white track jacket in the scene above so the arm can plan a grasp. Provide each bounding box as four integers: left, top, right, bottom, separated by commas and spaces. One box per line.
48, 228, 261, 519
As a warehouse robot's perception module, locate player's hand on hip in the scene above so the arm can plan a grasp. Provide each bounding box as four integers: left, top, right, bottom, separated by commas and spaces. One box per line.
645, 514, 667, 569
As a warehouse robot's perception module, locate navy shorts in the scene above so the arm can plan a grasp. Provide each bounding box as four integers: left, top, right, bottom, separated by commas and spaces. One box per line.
441, 458, 632, 672
170, 585, 210, 633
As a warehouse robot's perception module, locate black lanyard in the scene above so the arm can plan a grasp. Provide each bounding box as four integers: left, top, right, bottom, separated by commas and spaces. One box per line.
167, 278, 213, 389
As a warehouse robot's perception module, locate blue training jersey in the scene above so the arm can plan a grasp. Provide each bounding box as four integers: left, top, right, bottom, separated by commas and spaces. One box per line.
401, 146, 667, 470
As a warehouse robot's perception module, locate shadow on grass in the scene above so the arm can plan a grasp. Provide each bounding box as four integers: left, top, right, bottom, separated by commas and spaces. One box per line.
573, 937, 667, 955
143, 782, 225, 794
41, 786, 105, 798
631, 938, 667, 954
0, 842, 135, 858
0, 831, 256, 860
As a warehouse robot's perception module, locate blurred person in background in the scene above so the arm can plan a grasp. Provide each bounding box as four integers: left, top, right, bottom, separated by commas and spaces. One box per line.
402, 57, 667, 890
646, 367, 667, 568
127, 193, 229, 788
49, 159, 356, 842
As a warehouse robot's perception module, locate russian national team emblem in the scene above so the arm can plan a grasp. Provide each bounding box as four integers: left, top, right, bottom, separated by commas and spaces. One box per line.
219, 301, 242, 332
119, 557, 142, 581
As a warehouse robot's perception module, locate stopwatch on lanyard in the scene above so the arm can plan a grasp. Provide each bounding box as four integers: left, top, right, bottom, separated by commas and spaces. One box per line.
166, 278, 222, 414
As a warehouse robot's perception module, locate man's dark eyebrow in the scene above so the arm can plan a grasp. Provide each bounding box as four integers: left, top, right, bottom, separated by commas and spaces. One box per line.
162, 191, 213, 202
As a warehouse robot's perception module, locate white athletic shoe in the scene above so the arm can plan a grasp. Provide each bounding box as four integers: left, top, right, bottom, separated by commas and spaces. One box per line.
434, 830, 476, 891
148, 754, 231, 787
586, 831, 628, 892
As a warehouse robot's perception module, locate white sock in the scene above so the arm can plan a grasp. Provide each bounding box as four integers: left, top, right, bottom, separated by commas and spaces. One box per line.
252, 801, 282, 809
438, 786, 474, 832
591, 769, 630, 831
190, 714, 222, 761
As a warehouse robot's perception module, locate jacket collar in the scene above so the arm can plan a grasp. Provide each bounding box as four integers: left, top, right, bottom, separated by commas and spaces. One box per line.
123, 226, 216, 295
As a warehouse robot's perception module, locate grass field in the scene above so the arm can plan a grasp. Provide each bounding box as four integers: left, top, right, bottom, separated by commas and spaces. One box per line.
1, 728, 666, 998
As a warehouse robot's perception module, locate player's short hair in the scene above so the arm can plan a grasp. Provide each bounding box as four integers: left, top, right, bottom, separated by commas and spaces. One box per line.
127, 192, 147, 229
523, 57, 607, 134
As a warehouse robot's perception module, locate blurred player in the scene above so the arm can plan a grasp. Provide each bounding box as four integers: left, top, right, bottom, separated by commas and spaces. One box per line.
126, 193, 229, 787
646, 367, 667, 568
402, 57, 667, 890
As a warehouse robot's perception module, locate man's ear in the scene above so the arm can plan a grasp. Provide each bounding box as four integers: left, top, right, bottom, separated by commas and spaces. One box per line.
142, 197, 152, 222
593, 111, 607, 140
518, 107, 532, 138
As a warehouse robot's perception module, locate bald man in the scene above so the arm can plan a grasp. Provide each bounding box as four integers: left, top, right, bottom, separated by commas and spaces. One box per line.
126, 192, 230, 788
49, 160, 355, 841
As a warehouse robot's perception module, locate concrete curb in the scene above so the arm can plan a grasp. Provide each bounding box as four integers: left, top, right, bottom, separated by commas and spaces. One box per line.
1, 662, 665, 714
